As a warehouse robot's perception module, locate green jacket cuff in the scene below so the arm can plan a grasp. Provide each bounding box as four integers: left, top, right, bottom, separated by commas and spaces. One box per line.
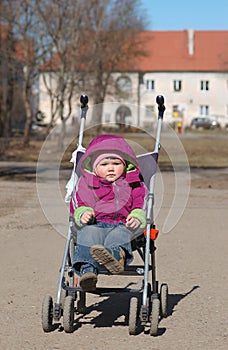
129, 208, 146, 228
74, 206, 94, 227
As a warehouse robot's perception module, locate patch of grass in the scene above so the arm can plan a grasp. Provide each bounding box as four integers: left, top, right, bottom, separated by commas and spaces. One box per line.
1, 130, 228, 169
179, 136, 228, 168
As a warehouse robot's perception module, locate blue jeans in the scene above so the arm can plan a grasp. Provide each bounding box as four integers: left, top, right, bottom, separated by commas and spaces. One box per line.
72, 221, 134, 275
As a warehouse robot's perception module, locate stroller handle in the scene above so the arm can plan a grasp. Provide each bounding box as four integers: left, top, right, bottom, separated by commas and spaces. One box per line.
156, 95, 164, 106
78, 95, 89, 147
156, 95, 165, 119
80, 94, 89, 108
154, 95, 165, 153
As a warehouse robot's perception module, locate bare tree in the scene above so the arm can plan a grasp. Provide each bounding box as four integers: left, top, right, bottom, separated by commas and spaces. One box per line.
38, 0, 148, 137
0, 7, 17, 138
1, 0, 148, 146
36, 0, 87, 149
79, 0, 148, 129
0, 1, 46, 144
13, 0, 50, 145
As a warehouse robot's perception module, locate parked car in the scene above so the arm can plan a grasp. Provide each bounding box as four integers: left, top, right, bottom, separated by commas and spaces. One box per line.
190, 117, 220, 129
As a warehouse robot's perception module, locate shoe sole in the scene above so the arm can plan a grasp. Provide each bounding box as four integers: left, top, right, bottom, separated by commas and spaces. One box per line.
79, 272, 97, 292
90, 245, 124, 274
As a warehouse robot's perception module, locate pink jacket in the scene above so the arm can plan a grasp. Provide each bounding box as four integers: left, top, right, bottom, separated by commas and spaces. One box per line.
70, 134, 148, 227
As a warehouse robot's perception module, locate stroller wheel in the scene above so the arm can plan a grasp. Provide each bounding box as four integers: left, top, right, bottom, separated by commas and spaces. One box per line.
160, 283, 168, 318
41, 295, 53, 332
149, 297, 160, 336
63, 296, 74, 333
77, 291, 86, 314
129, 297, 140, 335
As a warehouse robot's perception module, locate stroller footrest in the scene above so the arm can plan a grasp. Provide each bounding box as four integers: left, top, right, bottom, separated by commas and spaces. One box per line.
98, 264, 151, 275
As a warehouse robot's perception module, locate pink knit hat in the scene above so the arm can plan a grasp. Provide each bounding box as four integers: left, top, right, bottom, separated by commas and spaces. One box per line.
93, 153, 126, 171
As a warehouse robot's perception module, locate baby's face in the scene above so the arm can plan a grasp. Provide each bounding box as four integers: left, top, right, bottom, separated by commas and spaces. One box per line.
95, 158, 125, 182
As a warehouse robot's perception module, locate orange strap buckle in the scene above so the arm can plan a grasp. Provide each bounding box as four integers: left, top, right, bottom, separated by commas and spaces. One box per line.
144, 228, 159, 240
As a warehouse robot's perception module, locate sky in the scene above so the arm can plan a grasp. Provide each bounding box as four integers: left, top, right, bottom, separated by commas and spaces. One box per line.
140, 0, 228, 31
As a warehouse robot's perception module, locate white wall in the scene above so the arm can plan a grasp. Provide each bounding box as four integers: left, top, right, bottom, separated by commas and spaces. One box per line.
137, 71, 228, 128
38, 70, 228, 129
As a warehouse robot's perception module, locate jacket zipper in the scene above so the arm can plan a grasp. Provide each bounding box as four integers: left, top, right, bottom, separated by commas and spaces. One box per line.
113, 182, 119, 223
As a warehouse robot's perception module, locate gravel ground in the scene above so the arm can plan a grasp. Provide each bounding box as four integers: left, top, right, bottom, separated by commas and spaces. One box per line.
0, 168, 227, 350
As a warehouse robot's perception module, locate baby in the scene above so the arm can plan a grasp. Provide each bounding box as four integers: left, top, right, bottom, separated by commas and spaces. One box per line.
70, 134, 148, 291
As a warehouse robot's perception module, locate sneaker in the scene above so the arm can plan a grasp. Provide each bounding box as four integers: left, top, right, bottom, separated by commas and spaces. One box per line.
90, 245, 125, 274
79, 272, 97, 292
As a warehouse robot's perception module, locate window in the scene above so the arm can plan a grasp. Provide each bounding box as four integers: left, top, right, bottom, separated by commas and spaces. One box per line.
200, 105, 209, 116
146, 79, 155, 91
173, 80, 182, 91
201, 80, 209, 91
145, 105, 155, 117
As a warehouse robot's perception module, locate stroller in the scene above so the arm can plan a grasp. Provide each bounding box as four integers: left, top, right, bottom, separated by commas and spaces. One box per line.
41, 94, 168, 336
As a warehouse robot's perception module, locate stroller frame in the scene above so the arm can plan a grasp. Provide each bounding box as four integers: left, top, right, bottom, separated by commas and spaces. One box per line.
41, 95, 168, 336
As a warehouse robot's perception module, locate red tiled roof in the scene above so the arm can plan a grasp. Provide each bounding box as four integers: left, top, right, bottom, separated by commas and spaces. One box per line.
131, 30, 228, 72
40, 30, 228, 73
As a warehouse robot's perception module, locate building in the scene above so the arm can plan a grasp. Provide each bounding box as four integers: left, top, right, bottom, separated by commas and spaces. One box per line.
38, 30, 228, 130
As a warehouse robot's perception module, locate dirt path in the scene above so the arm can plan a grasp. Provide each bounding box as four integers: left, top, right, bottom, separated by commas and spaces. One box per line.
0, 169, 227, 350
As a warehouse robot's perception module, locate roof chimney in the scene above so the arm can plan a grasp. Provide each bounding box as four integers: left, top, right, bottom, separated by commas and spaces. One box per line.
188, 29, 194, 56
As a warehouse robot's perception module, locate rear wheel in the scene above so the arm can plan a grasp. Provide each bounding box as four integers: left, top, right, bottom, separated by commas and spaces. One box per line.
63, 296, 74, 333
41, 295, 53, 332
128, 297, 139, 335
150, 297, 160, 336
160, 283, 168, 318
77, 291, 86, 314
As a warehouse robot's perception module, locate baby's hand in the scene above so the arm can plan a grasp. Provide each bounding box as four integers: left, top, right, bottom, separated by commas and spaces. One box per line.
80, 210, 95, 224
126, 215, 141, 229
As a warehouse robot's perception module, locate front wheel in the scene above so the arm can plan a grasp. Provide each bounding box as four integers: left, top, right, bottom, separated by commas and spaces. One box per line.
63, 296, 74, 333
41, 295, 53, 332
150, 297, 160, 336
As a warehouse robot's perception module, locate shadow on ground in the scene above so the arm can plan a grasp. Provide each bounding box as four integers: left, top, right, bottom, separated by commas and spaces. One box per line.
54, 285, 200, 336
